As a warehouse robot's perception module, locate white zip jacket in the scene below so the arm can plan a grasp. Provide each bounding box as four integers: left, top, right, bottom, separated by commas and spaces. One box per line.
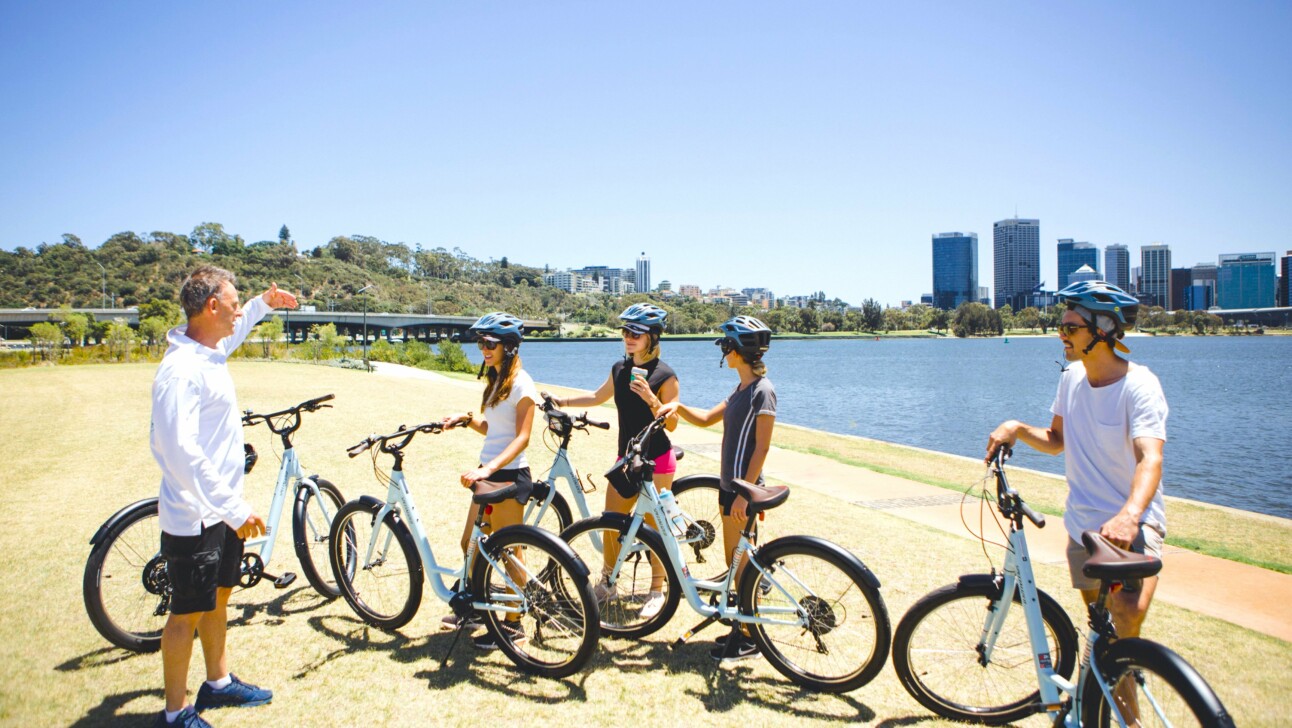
151, 296, 269, 536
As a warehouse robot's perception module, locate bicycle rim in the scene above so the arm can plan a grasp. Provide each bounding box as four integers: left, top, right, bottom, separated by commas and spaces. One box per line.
1087, 639, 1234, 728
86, 506, 166, 650
561, 520, 678, 638
331, 505, 420, 627
294, 479, 345, 597
672, 479, 723, 573
743, 540, 890, 692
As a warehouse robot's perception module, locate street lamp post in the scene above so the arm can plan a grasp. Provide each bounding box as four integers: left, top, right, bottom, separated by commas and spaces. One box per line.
95, 261, 107, 309
358, 284, 375, 371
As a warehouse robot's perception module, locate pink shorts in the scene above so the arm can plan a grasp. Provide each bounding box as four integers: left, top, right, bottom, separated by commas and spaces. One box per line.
651, 447, 677, 475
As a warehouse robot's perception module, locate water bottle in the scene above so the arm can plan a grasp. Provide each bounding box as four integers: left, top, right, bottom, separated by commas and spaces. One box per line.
658, 490, 687, 537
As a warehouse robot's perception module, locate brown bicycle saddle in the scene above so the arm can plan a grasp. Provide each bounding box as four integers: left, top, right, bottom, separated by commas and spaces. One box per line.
1081, 530, 1163, 583
730, 478, 790, 517
470, 479, 520, 505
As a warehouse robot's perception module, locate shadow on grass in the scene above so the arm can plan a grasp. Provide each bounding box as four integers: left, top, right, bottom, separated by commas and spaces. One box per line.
68, 687, 164, 727
590, 634, 879, 721
226, 584, 334, 629
57, 645, 152, 673
873, 717, 943, 727
302, 613, 591, 702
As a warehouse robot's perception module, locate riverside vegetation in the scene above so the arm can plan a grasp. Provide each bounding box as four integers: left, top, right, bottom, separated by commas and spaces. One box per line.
2, 362, 1287, 726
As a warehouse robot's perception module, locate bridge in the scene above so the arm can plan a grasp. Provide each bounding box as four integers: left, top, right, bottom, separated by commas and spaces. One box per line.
0, 309, 554, 343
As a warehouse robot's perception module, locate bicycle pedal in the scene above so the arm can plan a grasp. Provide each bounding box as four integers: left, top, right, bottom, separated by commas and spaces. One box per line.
272, 572, 297, 589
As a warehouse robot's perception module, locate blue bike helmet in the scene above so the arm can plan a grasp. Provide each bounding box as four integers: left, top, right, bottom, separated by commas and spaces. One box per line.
618, 303, 668, 334
467, 311, 525, 347
1056, 281, 1138, 354
717, 316, 771, 358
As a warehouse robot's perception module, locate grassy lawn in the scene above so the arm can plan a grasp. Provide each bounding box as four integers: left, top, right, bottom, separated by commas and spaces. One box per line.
1, 362, 1287, 726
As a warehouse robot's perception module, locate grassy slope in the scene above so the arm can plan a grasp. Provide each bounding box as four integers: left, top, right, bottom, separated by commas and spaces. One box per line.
0, 363, 1286, 726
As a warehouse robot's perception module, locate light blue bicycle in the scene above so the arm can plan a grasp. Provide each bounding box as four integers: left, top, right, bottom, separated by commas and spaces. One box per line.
892, 446, 1233, 726
329, 420, 601, 678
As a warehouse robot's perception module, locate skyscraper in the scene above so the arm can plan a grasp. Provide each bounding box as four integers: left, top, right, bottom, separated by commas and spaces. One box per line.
1105, 244, 1131, 291
1281, 252, 1291, 307
1057, 239, 1100, 289
993, 218, 1040, 309
1140, 244, 1172, 308
1217, 252, 1277, 309
635, 252, 651, 295
1170, 268, 1192, 312
931, 232, 978, 310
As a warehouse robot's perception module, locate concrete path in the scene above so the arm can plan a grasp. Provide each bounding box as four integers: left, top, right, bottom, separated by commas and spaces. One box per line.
668, 426, 1292, 643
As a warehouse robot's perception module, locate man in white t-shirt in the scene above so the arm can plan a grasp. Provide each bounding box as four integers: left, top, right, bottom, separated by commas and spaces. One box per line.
986, 281, 1168, 642
150, 265, 296, 728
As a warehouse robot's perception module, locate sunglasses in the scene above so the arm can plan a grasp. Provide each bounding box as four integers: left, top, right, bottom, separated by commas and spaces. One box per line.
621, 329, 644, 340
477, 340, 500, 351
1057, 323, 1085, 337
717, 339, 737, 354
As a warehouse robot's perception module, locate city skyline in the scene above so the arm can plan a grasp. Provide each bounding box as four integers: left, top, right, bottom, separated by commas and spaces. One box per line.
2, 3, 1289, 307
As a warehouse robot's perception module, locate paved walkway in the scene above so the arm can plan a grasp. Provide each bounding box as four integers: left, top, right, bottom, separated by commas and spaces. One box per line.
371, 363, 1291, 643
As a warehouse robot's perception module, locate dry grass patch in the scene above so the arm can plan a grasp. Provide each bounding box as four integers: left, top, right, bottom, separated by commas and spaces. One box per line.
0, 362, 1286, 726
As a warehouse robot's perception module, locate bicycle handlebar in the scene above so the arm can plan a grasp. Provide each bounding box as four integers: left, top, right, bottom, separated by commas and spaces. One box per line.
243, 393, 335, 427
346, 422, 445, 458
991, 445, 1045, 529
539, 392, 610, 433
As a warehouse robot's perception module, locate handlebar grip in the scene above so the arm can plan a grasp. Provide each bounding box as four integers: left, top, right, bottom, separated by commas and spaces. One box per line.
346, 440, 372, 458
1021, 502, 1046, 528
587, 418, 610, 430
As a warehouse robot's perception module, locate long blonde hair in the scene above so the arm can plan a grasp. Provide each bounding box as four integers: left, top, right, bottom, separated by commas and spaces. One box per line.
481, 353, 523, 410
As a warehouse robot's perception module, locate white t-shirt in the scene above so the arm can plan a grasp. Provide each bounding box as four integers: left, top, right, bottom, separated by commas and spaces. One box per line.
480, 368, 539, 470
1051, 360, 1169, 543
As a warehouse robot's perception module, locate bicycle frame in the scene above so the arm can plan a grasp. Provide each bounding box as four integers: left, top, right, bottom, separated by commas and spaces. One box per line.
243, 444, 329, 569
526, 439, 593, 525
363, 467, 535, 617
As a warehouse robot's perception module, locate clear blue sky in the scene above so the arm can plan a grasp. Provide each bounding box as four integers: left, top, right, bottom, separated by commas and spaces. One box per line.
2, 1, 1288, 307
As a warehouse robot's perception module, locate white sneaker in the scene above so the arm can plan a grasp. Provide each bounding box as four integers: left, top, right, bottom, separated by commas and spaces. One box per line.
593, 580, 619, 603
639, 590, 666, 619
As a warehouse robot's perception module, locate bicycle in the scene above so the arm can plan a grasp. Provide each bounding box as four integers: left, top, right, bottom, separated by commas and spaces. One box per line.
329, 420, 600, 678
557, 415, 891, 693
891, 446, 1234, 726
83, 394, 347, 653
529, 393, 725, 570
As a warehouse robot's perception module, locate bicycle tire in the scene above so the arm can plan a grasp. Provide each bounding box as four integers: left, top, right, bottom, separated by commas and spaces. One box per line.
292, 477, 346, 599
671, 476, 723, 573
740, 535, 891, 693
527, 488, 573, 538
83, 499, 166, 652
558, 514, 681, 639
470, 525, 601, 678
892, 578, 1078, 724
329, 499, 423, 630
1082, 637, 1234, 728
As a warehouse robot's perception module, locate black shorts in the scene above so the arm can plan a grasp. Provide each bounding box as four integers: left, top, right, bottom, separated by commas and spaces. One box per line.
160, 522, 244, 615
487, 466, 534, 504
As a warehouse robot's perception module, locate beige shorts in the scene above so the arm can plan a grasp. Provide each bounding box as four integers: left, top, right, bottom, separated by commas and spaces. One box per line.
1066, 523, 1164, 592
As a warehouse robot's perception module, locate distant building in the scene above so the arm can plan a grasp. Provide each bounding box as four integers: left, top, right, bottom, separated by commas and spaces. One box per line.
994, 219, 1040, 309
1058, 239, 1099, 289
1217, 252, 1277, 309
1170, 268, 1193, 312
932, 232, 978, 310
636, 252, 651, 294
1140, 244, 1172, 308
1281, 252, 1291, 307
1105, 244, 1131, 291
1183, 285, 1213, 311
678, 284, 702, 299
978, 286, 991, 305
657, 280, 672, 292
920, 293, 934, 306
543, 271, 599, 293
1069, 264, 1099, 284
1191, 263, 1218, 305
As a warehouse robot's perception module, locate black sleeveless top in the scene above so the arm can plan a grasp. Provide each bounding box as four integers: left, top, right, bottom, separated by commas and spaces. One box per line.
611, 358, 677, 460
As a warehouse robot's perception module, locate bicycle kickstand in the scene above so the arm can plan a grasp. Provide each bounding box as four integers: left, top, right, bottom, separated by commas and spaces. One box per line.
672, 614, 721, 650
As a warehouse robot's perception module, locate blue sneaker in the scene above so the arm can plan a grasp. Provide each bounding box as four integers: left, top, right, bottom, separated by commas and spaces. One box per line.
195, 673, 273, 711
154, 706, 213, 727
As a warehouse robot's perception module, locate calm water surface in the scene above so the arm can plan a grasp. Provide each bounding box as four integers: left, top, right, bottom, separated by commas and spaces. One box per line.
473, 336, 1292, 518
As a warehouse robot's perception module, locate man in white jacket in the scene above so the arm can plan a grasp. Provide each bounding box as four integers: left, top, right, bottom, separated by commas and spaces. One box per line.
150, 265, 296, 728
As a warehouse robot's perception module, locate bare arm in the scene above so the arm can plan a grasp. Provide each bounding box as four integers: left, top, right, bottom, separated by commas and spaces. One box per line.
630, 375, 680, 431
741, 414, 775, 484
1099, 436, 1164, 548
985, 415, 1065, 461
657, 400, 725, 428
555, 375, 614, 409
443, 411, 487, 435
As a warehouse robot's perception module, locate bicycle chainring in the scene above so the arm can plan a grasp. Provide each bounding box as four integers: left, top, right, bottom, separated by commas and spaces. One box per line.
239, 552, 264, 588
142, 554, 170, 596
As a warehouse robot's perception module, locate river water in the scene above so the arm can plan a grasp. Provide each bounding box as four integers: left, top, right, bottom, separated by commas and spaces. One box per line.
472, 336, 1292, 519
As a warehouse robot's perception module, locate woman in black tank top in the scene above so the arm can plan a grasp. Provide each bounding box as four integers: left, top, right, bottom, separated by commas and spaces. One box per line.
550, 304, 679, 617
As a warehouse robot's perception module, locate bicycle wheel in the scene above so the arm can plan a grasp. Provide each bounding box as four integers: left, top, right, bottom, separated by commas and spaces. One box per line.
329, 499, 423, 630
892, 578, 1078, 724
559, 514, 680, 639
526, 487, 572, 538
740, 535, 890, 693
83, 500, 166, 652
671, 476, 723, 573
470, 525, 600, 678
292, 477, 346, 599
1083, 638, 1234, 728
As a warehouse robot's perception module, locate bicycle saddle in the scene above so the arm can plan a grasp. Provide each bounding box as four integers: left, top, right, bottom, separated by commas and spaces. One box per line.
1081, 531, 1162, 582
673, 447, 685, 462
730, 479, 789, 517
471, 479, 520, 504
